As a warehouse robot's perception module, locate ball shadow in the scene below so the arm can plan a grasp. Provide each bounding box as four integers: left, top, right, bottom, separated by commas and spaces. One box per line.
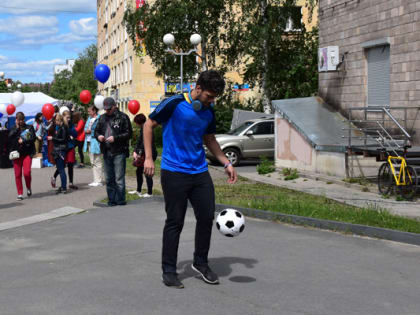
177, 256, 258, 283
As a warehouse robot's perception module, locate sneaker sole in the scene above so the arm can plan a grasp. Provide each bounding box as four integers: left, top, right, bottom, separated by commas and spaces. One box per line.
161, 276, 184, 289
191, 264, 219, 285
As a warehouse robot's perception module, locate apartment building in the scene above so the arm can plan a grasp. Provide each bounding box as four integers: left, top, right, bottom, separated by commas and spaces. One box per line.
96, 0, 317, 116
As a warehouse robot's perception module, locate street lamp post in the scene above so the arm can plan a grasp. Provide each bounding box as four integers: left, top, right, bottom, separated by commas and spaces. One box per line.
163, 33, 202, 93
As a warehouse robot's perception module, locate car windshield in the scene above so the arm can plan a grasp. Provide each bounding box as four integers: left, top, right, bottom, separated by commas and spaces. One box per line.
227, 121, 254, 135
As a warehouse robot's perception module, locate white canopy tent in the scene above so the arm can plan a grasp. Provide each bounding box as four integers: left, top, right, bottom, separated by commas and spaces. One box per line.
0, 92, 59, 126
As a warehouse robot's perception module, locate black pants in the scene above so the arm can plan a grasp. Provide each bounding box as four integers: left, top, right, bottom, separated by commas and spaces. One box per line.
54, 162, 74, 184
75, 140, 84, 164
136, 167, 153, 194
160, 169, 215, 274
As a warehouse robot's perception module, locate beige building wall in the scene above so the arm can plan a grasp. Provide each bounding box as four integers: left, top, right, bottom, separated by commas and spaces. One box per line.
97, 0, 162, 119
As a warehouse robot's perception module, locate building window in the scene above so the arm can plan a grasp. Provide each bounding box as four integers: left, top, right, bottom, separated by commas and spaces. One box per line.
367, 45, 390, 106
129, 57, 133, 81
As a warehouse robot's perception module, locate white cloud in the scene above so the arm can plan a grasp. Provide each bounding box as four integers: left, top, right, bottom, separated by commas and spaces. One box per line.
1, 1, 96, 15
0, 16, 59, 39
1, 58, 63, 71
0, 55, 7, 61
70, 17, 97, 36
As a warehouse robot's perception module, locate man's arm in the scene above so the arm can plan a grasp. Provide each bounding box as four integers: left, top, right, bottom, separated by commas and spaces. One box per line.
143, 118, 159, 177
203, 134, 237, 184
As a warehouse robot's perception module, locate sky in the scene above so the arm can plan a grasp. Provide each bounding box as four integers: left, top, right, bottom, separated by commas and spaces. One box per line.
0, 1, 97, 84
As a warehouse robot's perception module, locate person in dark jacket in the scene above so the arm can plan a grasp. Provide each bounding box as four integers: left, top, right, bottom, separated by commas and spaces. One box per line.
51, 110, 78, 190
95, 97, 133, 206
128, 114, 157, 197
8, 112, 36, 200
48, 114, 69, 194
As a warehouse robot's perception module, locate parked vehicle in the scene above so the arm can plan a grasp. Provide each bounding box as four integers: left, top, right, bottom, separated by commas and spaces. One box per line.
206, 118, 275, 166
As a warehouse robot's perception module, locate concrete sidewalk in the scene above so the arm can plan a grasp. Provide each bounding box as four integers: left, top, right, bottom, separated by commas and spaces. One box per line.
213, 164, 420, 219
0, 198, 419, 314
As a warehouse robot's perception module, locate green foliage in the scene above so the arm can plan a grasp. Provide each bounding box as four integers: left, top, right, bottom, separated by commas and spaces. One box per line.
50, 44, 97, 113
282, 167, 299, 180
225, 0, 319, 108
123, 0, 234, 81
257, 156, 276, 174
0, 81, 7, 92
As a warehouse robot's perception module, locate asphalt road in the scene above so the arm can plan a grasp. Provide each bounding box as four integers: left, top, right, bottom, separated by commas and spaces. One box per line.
0, 198, 419, 315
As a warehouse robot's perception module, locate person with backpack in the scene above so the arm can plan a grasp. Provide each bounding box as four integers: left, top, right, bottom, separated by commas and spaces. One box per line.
48, 114, 69, 194
143, 70, 237, 288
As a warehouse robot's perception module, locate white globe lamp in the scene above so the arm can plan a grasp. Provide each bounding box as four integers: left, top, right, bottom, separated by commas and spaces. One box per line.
163, 33, 175, 46
190, 33, 202, 46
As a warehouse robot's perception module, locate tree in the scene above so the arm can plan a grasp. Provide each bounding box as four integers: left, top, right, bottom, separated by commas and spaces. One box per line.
0, 81, 7, 93
123, 0, 234, 82
50, 44, 97, 111
123, 0, 318, 112
225, 0, 318, 112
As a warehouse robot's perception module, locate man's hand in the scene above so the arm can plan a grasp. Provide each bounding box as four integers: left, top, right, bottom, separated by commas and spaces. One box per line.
85, 129, 91, 134
98, 135, 105, 142
37, 136, 42, 141
106, 136, 114, 143
47, 136, 52, 141
143, 158, 155, 177
225, 164, 237, 184
133, 152, 138, 159
18, 138, 23, 144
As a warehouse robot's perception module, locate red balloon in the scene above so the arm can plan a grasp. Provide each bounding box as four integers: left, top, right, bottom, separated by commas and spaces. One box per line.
6, 104, 16, 115
42, 103, 55, 121
128, 100, 140, 115
79, 90, 92, 104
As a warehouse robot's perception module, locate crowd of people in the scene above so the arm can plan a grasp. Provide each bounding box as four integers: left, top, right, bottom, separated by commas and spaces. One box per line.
6, 98, 156, 202
5, 70, 238, 289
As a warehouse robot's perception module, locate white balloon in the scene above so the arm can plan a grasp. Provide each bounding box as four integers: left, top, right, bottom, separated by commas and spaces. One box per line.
11, 91, 24, 107
0, 104, 6, 115
59, 106, 70, 115
94, 95, 104, 110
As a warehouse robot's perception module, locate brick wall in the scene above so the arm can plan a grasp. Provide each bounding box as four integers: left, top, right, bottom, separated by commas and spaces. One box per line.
319, 0, 420, 142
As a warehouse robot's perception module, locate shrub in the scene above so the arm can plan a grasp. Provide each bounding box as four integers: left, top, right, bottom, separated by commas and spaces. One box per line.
257, 156, 276, 174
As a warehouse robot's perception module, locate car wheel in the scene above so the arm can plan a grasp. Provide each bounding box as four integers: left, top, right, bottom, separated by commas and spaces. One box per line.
223, 148, 240, 167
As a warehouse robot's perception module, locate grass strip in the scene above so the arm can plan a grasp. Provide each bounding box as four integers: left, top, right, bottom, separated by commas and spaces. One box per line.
215, 181, 420, 234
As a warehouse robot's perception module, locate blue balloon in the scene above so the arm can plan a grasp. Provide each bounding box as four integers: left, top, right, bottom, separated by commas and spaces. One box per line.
0, 113, 2, 118
94, 64, 111, 83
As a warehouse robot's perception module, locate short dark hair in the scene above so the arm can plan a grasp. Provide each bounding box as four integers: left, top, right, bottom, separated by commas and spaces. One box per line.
16, 112, 25, 120
196, 70, 225, 95
134, 113, 146, 125
88, 105, 98, 113
35, 112, 42, 122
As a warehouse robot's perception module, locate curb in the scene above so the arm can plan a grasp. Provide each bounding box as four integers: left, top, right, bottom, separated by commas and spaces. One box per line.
0, 207, 86, 232
94, 196, 420, 247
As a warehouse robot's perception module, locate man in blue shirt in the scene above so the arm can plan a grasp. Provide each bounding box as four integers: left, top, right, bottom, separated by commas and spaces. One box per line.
144, 70, 237, 288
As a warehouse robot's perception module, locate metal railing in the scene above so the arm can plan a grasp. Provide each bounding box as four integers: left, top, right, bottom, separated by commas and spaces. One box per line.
343, 106, 420, 156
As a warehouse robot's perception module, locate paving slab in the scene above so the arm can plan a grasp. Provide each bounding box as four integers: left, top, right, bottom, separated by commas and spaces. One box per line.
0, 199, 419, 314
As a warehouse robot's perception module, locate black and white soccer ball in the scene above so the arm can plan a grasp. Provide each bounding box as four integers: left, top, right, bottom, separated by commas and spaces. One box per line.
216, 208, 245, 237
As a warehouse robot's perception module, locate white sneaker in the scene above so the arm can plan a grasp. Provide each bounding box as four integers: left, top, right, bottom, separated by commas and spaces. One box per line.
128, 190, 139, 195
142, 193, 152, 198
136, 192, 143, 197
96, 182, 104, 186
88, 182, 97, 187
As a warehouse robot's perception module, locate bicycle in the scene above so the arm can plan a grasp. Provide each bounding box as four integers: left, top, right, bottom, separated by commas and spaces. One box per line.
377, 152, 417, 199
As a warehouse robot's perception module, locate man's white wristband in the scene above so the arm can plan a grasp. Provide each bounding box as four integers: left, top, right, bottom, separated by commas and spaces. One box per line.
224, 162, 232, 169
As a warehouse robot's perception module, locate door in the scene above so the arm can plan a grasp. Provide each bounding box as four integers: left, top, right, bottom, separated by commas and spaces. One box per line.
241, 121, 274, 158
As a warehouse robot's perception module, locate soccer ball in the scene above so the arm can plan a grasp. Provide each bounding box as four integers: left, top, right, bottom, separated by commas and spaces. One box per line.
216, 208, 245, 237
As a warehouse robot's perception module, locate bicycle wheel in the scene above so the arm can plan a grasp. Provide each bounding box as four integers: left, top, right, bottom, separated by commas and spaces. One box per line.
398, 165, 417, 200
377, 162, 393, 195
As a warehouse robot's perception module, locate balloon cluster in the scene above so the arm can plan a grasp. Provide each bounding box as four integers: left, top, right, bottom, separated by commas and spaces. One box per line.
0, 91, 25, 117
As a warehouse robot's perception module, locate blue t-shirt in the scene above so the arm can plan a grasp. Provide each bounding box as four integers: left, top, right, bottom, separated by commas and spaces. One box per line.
149, 93, 216, 174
